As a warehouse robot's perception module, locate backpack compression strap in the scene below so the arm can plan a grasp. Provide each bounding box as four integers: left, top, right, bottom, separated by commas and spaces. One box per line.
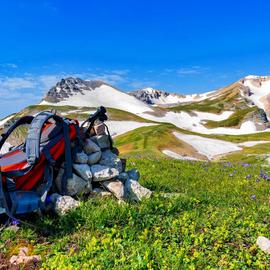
25, 111, 64, 165
25, 111, 73, 195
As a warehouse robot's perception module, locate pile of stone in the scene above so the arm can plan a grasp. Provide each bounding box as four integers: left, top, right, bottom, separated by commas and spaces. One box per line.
49, 123, 152, 215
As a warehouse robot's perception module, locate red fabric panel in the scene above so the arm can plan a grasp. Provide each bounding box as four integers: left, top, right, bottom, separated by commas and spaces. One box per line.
0, 123, 78, 190
18, 124, 77, 190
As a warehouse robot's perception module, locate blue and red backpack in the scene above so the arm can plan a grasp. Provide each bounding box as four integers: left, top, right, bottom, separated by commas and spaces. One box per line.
0, 106, 109, 222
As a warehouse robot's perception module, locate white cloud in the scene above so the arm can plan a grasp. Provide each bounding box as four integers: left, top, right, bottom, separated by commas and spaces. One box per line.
176, 66, 208, 76
177, 66, 204, 75
0, 70, 129, 99
0, 77, 36, 90
129, 80, 159, 89
38, 75, 62, 90
0, 63, 18, 69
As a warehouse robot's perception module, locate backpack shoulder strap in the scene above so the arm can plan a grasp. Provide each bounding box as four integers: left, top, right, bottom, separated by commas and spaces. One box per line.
0, 116, 34, 152
25, 111, 63, 165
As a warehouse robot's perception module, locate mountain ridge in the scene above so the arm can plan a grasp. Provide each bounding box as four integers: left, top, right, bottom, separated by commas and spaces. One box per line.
2, 74, 270, 137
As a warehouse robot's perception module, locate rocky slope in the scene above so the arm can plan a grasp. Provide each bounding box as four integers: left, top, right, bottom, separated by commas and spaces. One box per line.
129, 87, 215, 105
129, 87, 185, 105
44, 77, 110, 103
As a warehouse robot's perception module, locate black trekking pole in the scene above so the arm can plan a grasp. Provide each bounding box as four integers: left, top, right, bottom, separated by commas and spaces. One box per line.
81, 106, 108, 135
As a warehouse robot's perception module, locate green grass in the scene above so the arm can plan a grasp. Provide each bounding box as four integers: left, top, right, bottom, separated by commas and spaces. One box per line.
1, 158, 270, 269
107, 108, 154, 123
114, 124, 185, 157
205, 107, 258, 128
223, 143, 270, 164
169, 98, 225, 113
168, 89, 242, 114
113, 123, 270, 161
12, 105, 154, 123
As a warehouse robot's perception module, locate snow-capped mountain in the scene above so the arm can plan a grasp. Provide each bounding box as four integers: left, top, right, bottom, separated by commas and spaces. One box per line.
37, 75, 270, 135
2, 75, 270, 159
130, 87, 215, 105
41, 77, 152, 114
44, 77, 108, 103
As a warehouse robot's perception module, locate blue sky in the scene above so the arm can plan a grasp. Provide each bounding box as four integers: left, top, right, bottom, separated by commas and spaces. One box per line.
0, 0, 270, 117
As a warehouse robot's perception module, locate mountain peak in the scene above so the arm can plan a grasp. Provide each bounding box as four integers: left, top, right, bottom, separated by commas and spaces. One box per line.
43, 77, 109, 103
130, 87, 185, 105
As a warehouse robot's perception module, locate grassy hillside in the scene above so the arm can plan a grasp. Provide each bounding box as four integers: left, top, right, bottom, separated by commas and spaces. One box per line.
1, 105, 155, 124
204, 107, 258, 128
223, 142, 270, 164
114, 124, 270, 162
1, 158, 270, 269
167, 82, 249, 114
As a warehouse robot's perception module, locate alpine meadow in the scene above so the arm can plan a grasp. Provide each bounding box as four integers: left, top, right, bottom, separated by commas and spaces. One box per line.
1, 1, 270, 269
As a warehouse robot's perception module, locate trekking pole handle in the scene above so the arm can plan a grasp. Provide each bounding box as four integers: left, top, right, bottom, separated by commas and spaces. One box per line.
81, 106, 108, 128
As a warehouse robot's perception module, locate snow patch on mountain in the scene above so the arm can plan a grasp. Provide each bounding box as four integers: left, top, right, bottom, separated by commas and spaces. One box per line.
140, 110, 267, 135
130, 87, 216, 105
162, 150, 200, 161
173, 132, 242, 160
172, 132, 270, 160
238, 141, 270, 147
41, 83, 153, 115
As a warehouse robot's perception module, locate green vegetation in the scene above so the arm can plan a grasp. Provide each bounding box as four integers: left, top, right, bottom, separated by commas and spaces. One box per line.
223, 143, 270, 164
1, 158, 270, 269
114, 123, 270, 157
212, 132, 270, 143
107, 108, 154, 123
11, 105, 154, 123
114, 124, 185, 156
205, 107, 258, 128
167, 83, 247, 114
169, 97, 225, 113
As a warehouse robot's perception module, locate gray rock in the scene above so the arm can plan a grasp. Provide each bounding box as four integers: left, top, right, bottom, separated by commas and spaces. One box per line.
73, 163, 92, 181
50, 193, 80, 216
92, 135, 111, 149
102, 180, 125, 199
127, 169, 140, 181
84, 138, 100, 154
99, 150, 122, 172
92, 187, 112, 197
75, 151, 88, 164
117, 172, 129, 182
88, 151, 102, 165
55, 167, 65, 192
91, 164, 119, 181
66, 173, 92, 195
56, 169, 91, 196
125, 179, 152, 202
257, 236, 270, 254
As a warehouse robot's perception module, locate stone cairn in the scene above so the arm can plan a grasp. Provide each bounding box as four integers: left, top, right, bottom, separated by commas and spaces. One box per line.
48, 122, 152, 216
